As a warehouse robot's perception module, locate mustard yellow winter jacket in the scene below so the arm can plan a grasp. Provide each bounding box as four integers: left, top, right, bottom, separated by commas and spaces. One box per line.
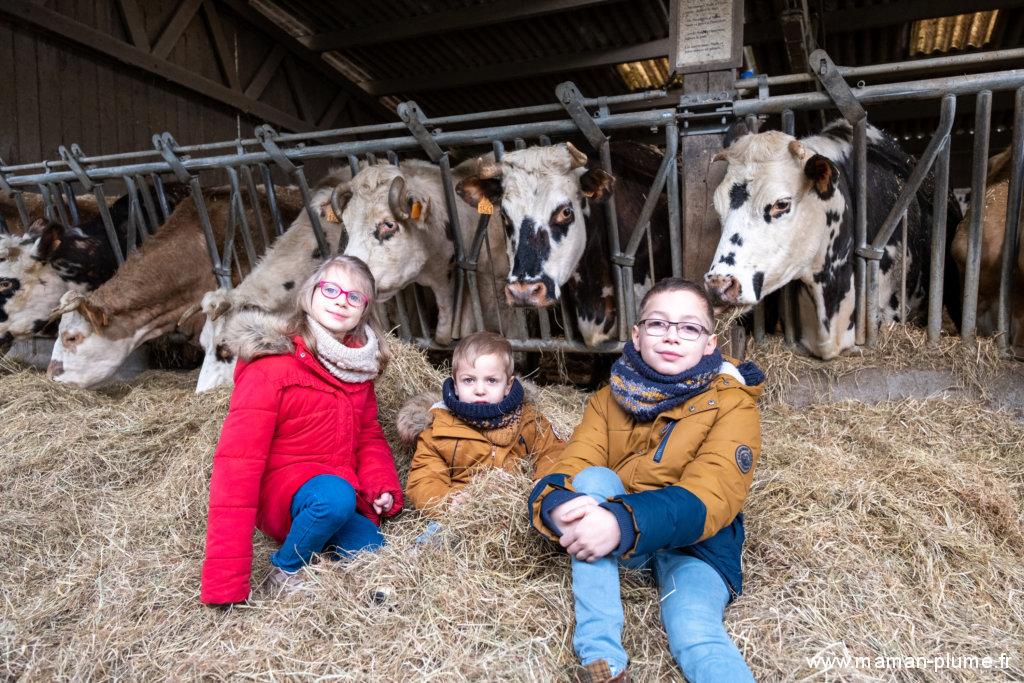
407, 402, 565, 510
529, 363, 763, 594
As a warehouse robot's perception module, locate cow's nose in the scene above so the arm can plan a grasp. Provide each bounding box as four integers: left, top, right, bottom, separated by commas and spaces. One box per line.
0, 332, 12, 354
47, 359, 64, 379
505, 281, 549, 307
705, 274, 742, 304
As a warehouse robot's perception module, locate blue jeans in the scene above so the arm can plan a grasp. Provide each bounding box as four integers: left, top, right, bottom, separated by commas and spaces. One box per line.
566, 467, 754, 682
270, 474, 384, 572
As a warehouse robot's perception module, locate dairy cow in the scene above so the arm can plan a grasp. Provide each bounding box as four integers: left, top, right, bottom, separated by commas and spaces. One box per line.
705, 120, 962, 359
46, 186, 303, 388
335, 159, 512, 345
0, 184, 188, 352
951, 147, 1024, 357
456, 141, 671, 347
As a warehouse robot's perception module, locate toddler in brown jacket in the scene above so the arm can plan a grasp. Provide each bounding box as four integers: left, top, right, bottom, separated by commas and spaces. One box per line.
397, 331, 564, 511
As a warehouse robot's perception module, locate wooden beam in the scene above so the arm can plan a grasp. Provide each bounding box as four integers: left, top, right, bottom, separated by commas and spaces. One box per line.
0, 0, 313, 132
282, 55, 314, 124
244, 43, 286, 100
115, 0, 150, 52
202, 0, 240, 91
317, 90, 350, 129
303, 0, 621, 51
363, 38, 670, 96
217, 0, 392, 121
152, 0, 203, 60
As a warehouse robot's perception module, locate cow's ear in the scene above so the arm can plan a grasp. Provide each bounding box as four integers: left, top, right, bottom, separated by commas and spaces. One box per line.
80, 298, 109, 330
456, 176, 503, 209
804, 154, 839, 198
32, 220, 65, 261
580, 168, 615, 202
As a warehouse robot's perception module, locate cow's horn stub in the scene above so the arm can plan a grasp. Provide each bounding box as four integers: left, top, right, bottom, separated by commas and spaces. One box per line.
477, 162, 503, 180
177, 302, 202, 329
565, 142, 589, 168
388, 176, 411, 221
787, 140, 807, 159
48, 291, 85, 321
329, 182, 351, 224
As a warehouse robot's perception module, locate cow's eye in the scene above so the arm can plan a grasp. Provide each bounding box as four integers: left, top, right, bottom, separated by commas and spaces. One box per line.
553, 205, 574, 225
771, 198, 792, 217
0, 281, 10, 290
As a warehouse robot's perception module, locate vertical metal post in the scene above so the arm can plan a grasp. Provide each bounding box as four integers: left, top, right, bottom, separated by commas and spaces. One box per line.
133, 174, 160, 233
120, 175, 143, 250
259, 163, 286, 237
61, 181, 80, 226
866, 259, 880, 347
996, 86, 1024, 352
255, 125, 328, 255
91, 184, 125, 266
240, 164, 270, 250
665, 122, 683, 279
900, 210, 908, 322
780, 109, 797, 345
439, 153, 470, 339
151, 173, 171, 222
37, 183, 56, 223
225, 166, 258, 268
961, 90, 992, 344
853, 117, 868, 345
927, 134, 952, 344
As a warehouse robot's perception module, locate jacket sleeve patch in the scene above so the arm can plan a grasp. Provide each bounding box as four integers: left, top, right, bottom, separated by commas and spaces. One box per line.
735, 445, 753, 474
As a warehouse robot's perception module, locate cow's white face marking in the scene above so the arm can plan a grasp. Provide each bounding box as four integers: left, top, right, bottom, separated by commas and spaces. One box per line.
0, 234, 73, 342
340, 164, 433, 300
196, 316, 235, 392
707, 130, 842, 305
49, 309, 142, 388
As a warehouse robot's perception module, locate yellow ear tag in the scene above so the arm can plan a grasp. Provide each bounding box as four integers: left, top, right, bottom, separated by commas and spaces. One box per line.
476, 197, 494, 215
323, 205, 339, 223
410, 201, 423, 220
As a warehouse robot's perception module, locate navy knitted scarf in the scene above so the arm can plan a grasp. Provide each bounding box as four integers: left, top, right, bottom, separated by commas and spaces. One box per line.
611, 342, 764, 422
442, 377, 525, 430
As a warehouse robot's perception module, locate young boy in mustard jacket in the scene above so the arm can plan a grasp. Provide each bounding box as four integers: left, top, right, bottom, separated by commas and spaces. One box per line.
529, 277, 764, 683
399, 331, 564, 511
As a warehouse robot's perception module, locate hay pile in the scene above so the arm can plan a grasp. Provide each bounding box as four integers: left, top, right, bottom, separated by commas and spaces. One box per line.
1, 339, 1022, 680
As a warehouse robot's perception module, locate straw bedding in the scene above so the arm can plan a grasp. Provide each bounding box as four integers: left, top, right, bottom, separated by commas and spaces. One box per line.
1, 333, 1021, 681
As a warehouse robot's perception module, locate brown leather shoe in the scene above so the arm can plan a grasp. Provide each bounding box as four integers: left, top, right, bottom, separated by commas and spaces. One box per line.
577, 659, 630, 683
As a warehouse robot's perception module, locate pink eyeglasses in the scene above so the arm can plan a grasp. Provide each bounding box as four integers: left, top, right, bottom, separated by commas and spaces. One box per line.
317, 280, 369, 307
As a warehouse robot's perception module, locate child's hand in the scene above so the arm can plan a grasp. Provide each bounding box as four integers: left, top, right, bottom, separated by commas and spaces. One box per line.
373, 492, 394, 514
553, 495, 600, 528
559, 506, 621, 562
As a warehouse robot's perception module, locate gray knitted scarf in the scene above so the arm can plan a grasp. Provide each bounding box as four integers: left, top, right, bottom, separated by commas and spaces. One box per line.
307, 316, 380, 383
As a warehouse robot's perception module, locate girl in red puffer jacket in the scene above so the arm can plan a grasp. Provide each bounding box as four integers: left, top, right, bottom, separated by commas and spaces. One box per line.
200, 255, 403, 605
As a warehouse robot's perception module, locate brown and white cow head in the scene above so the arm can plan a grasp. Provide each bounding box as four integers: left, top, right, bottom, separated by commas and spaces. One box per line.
46, 291, 142, 387
0, 221, 86, 352
456, 143, 614, 307
335, 162, 447, 301
706, 130, 842, 308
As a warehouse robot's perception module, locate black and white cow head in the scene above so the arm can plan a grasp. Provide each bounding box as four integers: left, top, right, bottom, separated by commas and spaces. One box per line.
456, 142, 614, 307
0, 219, 88, 352
335, 162, 442, 300
705, 130, 843, 308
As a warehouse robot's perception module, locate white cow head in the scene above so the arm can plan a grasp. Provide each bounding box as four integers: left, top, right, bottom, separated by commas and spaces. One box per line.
333, 163, 445, 301
194, 288, 237, 392
46, 291, 149, 388
706, 130, 842, 307
0, 221, 82, 352
456, 142, 614, 307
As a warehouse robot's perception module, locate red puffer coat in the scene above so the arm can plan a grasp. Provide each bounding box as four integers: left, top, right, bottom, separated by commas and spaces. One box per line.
200, 319, 403, 605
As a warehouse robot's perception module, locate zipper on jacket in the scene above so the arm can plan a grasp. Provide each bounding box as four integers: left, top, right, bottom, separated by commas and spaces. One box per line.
653, 420, 678, 463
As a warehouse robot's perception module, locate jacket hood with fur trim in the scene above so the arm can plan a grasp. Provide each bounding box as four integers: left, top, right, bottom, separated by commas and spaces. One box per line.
225, 308, 295, 361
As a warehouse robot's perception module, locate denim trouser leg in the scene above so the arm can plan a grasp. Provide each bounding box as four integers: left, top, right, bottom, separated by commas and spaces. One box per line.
324, 510, 384, 559
567, 466, 632, 676
271, 474, 359, 572
654, 552, 755, 683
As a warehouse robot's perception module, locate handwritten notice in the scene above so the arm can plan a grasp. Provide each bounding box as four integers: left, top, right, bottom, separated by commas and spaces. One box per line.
673, 0, 738, 71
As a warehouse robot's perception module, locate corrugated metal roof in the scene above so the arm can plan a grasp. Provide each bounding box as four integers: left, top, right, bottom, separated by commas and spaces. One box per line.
248, 0, 1023, 131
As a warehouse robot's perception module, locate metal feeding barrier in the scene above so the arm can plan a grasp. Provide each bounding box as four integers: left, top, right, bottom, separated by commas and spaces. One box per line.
0, 47, 1021, 358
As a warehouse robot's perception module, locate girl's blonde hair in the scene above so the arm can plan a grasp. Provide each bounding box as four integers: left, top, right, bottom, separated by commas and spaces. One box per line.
290, 254, 392, 372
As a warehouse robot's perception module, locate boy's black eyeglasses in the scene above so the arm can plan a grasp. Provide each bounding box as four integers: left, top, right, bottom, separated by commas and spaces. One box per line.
637, 319, 711, 340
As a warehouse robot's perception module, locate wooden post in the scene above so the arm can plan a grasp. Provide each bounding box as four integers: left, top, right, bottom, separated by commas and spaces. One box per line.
679, 70, 733, 280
